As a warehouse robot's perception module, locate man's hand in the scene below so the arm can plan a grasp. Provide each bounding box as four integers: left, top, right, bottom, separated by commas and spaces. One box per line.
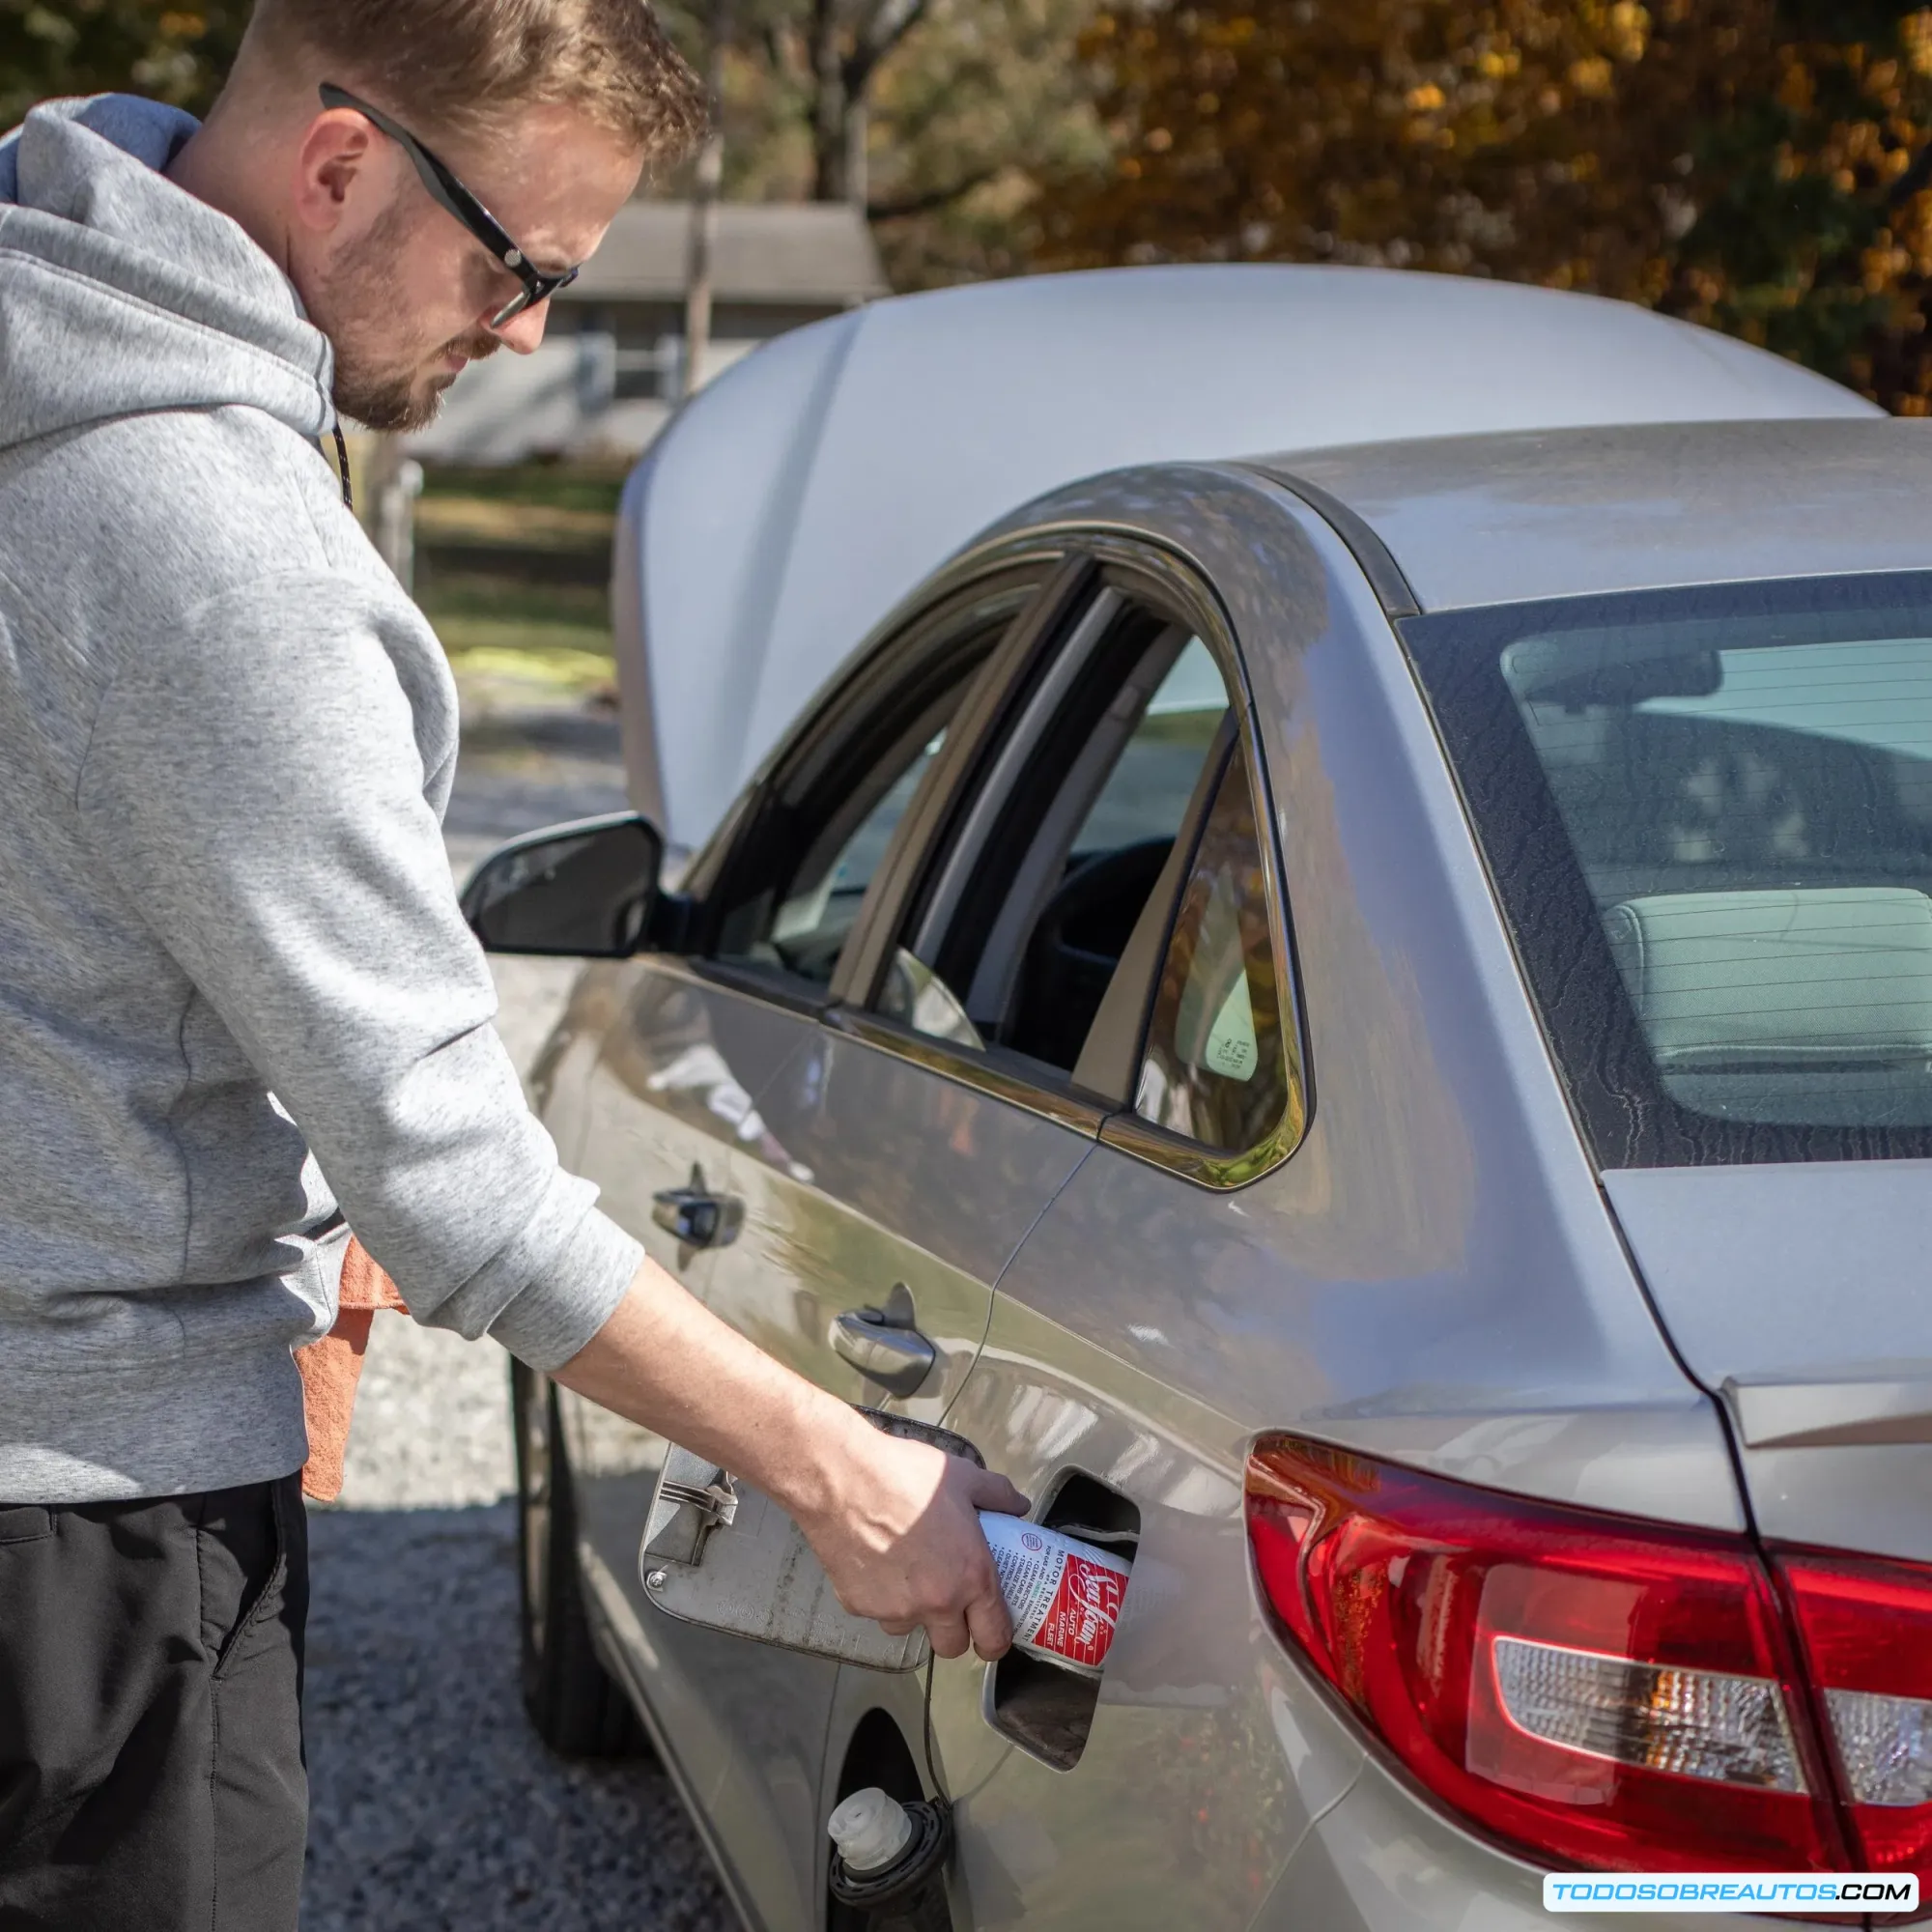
795, 1410, 1027, 1660
552, 1259, 1028, 1660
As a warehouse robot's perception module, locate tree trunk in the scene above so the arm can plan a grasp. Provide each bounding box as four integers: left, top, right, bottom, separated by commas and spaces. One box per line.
682, 0, 730, 396
810, 0, 848, 201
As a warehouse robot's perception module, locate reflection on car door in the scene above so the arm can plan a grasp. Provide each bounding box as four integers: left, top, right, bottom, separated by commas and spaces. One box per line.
550, 957, 820, 1930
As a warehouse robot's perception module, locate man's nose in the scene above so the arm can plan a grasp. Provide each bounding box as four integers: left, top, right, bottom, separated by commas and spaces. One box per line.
493, 301, 549, 356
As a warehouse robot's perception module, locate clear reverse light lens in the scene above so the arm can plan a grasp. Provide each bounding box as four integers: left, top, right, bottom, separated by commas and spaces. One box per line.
1493, 1635, 1807, 1793
1825, 1687, 1932, 1808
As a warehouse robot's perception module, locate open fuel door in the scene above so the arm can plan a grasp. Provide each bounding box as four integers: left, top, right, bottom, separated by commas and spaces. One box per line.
636, 1410, 983, 1669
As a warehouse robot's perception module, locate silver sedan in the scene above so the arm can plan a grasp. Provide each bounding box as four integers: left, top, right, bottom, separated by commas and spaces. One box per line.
472, 414, 1932, 1930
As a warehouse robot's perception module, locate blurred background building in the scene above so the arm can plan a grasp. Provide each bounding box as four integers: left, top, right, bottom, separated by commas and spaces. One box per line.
408, 200, 885, 464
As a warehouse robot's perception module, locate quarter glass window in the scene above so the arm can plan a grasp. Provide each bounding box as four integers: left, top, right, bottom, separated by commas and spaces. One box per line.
1135, 749, 1293, 1154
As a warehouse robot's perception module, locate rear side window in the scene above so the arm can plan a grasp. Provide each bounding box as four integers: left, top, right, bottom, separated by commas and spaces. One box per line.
1405, 575, 1932, 1165
1134, 747, 1294, 1153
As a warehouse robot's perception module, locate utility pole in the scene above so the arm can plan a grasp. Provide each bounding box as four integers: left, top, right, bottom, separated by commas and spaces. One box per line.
845, 96, 868, 213
363, 432, 424, 593
681, 0, 729, 401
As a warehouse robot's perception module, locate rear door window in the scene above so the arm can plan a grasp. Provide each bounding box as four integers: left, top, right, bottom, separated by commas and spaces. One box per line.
866, 577, 1307, 1176
881, 595, 1232, 1087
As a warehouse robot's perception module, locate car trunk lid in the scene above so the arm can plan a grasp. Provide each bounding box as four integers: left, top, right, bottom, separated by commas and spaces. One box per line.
1604, 1160, 1932, 1565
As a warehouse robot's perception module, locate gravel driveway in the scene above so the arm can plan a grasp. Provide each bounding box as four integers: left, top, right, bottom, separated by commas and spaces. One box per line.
300, 680, 734, 1931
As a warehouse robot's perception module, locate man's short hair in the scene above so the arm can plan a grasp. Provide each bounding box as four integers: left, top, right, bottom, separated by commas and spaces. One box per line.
249, 0, 707, 161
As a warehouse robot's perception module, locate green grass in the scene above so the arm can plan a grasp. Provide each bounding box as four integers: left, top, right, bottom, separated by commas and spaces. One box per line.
412, 463, 621, 696
417, 571, 615, 698
418, 460, 628, 519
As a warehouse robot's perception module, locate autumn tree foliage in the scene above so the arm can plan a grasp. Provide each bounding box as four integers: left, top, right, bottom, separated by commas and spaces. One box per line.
652, 0, 1108, 283
1, 2, 246, 129
1039, 1, 1932, 409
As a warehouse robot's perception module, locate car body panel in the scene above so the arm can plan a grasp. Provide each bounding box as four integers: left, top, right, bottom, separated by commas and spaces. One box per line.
709, 1017, 1096, 1426
975, 462, 1744, 1519
1605, 1160, 1932, 1566
1257, 1755, 1719, 1932
932, 1268, 1330, 1929
563, 975, 1098, 1923
1275, 416, 1932, 611
543, 418, 1932, 1931
848, 471, 1736, 1929
615, 267, 1874, 847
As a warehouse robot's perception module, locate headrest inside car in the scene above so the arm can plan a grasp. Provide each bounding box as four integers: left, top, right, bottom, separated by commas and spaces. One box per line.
1605, 887, 1932, 1068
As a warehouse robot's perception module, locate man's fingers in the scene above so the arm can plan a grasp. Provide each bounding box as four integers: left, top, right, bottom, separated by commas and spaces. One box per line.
966, 1582, 1014, 1662
966, 1465, 1030, 1519
926, 1613, 973, 1661
876, 1617, 918, 1636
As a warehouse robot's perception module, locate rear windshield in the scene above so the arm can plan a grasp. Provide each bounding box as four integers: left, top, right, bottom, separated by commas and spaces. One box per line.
1401, 573, 1932, 1166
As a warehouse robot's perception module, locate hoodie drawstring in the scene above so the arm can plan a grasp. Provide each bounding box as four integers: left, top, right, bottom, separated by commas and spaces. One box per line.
330, 424, 353, 514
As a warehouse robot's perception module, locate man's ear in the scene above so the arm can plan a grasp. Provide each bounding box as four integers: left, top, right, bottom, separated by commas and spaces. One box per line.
291, 106, 381, 237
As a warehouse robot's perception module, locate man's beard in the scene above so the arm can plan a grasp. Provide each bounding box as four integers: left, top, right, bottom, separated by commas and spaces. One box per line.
312, 204, 502, 433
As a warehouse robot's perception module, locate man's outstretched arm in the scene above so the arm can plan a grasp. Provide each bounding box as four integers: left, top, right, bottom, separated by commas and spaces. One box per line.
553, 1255, 1027, 1662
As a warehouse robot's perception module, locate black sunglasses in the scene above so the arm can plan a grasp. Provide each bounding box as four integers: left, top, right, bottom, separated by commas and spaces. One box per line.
318, 82, 582, 328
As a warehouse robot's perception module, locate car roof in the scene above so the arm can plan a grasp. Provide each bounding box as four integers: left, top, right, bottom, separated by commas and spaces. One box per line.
615, 264, 1873, 844
1260, 417, 1932, 613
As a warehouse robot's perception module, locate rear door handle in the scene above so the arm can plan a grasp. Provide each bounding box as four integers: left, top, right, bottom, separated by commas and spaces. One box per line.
832, 1282, 935, 1398
652, 1167, 742, 1250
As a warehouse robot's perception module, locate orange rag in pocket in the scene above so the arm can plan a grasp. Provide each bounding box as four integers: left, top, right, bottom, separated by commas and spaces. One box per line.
296, 1236, 408, 1502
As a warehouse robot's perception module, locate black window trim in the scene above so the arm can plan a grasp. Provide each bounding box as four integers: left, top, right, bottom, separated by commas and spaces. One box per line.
686, 554, 1068, 1009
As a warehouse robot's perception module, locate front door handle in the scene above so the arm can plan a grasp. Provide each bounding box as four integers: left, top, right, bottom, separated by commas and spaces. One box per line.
652, 1166, 742, 1250
832, 1282, 935, 1398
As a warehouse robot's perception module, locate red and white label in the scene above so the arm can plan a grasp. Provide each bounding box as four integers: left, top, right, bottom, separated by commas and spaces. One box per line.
979, 1514, 1132, 1677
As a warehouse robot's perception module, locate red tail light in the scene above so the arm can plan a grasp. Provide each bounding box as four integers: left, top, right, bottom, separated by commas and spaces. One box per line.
1779, 1552, 1932, 1885
1246, 1436, 1853, 1876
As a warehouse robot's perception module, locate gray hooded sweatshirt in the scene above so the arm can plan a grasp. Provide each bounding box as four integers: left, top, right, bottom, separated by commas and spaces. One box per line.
0, 95, 642, 1503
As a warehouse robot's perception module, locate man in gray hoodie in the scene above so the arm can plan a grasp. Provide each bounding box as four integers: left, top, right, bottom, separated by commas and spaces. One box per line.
0, 3, 1021, 1925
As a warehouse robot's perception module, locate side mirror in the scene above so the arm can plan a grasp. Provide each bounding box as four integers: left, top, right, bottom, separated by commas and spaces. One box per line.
461, 811, 666, 956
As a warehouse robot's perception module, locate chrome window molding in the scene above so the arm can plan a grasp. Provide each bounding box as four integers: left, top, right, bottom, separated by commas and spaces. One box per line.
1099, 1085, 1311, 1191
823, 1008, 1113, 1141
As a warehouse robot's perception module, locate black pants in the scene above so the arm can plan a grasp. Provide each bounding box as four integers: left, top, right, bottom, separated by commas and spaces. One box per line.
0, 1474, 308, 1932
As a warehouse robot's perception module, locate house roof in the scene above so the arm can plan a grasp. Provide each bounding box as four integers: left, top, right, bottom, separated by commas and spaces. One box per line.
560, 199, 887, 308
